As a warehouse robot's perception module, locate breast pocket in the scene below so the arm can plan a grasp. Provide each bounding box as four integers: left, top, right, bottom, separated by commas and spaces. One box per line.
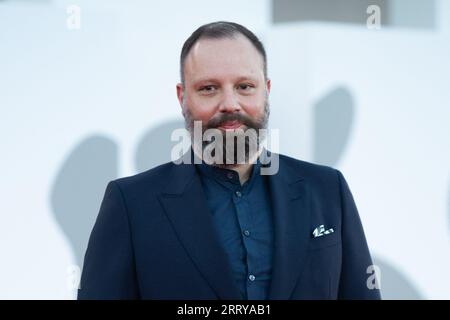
308, 231, 341, 250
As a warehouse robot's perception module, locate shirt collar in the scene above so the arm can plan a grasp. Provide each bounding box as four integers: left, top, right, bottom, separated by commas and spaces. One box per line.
194, 150, 264, 191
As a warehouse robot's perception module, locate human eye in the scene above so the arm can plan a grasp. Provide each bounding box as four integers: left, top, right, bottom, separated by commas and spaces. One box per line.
198, 85, 217, 94
237, 83, 255, 92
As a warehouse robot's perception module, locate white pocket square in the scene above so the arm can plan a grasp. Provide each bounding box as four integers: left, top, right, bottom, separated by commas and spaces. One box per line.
312, 224, 334, 238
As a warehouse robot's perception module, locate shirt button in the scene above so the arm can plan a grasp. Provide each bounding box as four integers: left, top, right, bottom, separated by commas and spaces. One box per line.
243, 230, 250, 237
235, 191, 242, 197
227, 172, 234, 179
248, 274, 256, 282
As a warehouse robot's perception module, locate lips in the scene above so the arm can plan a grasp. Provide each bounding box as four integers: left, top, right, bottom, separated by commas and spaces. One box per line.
218, 120, 242, 129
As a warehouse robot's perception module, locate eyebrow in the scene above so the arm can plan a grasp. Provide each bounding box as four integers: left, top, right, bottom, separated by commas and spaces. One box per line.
193, 76, 259, 86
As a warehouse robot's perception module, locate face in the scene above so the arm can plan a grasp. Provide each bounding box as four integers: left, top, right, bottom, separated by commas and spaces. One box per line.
177, 34, 271, 164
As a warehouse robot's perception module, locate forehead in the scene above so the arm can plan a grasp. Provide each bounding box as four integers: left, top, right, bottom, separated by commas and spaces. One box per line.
184, 34, 265, 84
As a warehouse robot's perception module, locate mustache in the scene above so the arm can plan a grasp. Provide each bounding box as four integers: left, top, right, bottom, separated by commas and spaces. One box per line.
206, 112, 262, 130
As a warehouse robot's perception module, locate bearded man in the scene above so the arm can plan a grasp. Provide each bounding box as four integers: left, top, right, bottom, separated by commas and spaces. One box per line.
78, 21, 381, 300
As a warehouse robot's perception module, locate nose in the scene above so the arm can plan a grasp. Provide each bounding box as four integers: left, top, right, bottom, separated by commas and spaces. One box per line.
218, 87, 241, 113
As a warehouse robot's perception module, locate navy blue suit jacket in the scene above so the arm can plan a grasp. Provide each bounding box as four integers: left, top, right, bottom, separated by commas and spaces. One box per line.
78, 153, 381, 300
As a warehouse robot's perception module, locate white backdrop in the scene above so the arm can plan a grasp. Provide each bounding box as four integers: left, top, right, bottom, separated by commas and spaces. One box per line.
268, 23, 450, 299
1, 0, 449, 299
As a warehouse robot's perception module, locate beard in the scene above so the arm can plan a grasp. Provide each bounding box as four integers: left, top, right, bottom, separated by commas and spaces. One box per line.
183, 95, 270, 166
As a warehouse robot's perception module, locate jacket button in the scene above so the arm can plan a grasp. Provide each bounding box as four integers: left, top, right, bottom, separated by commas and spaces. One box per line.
248, 274, 256, 281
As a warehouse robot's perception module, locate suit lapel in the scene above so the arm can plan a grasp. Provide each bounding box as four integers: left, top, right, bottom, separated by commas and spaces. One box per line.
267, 156, 312, 299
157, 161, 243, 300
157, 152, 312, 300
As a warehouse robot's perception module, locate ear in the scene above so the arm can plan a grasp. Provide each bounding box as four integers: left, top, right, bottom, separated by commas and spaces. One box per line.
176, 83, 184, 108
266, 78, 271, 95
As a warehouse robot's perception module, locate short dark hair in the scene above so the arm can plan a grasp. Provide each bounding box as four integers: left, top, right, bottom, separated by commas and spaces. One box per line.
179, 21, 267, 85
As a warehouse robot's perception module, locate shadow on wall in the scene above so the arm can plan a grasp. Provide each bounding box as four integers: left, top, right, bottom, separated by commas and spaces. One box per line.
272, 0, 437, 30
50, 136, 118, 269
135, 119, 187, 172
373, 257, 423, 299
313, 86, 354, 167
51, 121, 186, 270
313, 86, 424, 299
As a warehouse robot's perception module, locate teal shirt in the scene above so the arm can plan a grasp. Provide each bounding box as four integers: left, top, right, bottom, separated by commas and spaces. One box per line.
196, 159, 274, 300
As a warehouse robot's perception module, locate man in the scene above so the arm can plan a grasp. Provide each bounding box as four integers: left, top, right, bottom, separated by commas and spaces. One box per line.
78, 21, 381, 300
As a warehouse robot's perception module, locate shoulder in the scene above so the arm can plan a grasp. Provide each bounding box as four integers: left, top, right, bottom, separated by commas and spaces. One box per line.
273, 153, 348, 199
277, 153, 341, 181
108, 154, 345, 194
110, 161, 177, 195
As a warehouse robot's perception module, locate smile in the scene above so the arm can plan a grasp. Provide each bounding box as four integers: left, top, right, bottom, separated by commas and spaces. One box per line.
218, 120, 242, 130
